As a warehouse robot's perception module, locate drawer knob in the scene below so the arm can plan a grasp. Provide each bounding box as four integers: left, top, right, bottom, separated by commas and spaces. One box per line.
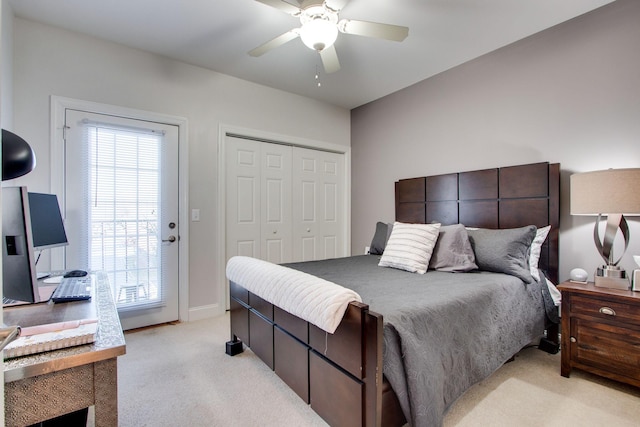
599, 307, 616, 316
570, 337, 577, 343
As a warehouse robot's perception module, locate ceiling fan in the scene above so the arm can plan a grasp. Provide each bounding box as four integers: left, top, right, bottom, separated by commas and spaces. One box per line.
249, 0, 409, 73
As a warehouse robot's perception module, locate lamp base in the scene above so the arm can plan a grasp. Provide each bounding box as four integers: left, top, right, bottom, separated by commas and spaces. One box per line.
632, 269, 640, 292
595, 265, 630, 290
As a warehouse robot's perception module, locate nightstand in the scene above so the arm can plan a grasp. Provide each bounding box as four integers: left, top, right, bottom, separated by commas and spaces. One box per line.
558, 281, 640, 387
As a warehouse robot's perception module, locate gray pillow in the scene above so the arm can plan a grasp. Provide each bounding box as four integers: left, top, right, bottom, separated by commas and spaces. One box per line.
466, 225, 537, 283
369, 222, 393, 255
428, 224, 478, 272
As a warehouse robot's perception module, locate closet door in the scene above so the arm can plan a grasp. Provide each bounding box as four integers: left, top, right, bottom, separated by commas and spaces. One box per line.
260, 143, 292, 263
292, 147, 345, 262
226, 137, 292, 264
226, 137, 261, 259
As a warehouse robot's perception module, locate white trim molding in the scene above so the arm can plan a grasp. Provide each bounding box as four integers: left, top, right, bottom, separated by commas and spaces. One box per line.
50, 96, 190, 324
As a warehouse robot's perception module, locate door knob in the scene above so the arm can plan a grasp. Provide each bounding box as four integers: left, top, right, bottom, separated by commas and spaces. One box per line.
162, 235, 177, 243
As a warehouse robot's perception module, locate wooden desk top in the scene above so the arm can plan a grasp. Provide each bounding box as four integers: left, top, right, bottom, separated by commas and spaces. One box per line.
3, 272, 126, 382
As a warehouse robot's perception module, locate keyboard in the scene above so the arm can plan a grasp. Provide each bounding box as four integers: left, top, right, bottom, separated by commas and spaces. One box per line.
51, 276, 93, 303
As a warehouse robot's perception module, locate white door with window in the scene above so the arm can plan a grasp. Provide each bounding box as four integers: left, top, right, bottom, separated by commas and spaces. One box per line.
63, 109, 180, 330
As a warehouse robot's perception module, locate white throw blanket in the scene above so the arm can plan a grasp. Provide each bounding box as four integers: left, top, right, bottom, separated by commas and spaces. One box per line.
226, 256, 362, 334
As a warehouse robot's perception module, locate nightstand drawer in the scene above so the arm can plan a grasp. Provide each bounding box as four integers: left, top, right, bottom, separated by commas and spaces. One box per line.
572, 295, 640, 326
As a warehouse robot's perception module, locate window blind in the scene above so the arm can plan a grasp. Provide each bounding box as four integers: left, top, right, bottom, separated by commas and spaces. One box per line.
81, 123, 165, 311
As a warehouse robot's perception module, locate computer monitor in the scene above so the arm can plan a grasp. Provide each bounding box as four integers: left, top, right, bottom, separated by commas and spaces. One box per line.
2, 186, 41, 303
28, 192, 68, 250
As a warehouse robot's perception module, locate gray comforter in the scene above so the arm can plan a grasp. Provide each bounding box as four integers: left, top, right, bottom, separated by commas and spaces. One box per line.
286, 255, 551, 427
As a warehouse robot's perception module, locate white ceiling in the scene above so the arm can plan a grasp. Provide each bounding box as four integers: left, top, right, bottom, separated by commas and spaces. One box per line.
8, 0, 614, 109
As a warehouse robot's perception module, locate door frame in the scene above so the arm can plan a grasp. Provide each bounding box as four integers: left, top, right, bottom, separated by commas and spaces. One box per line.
50, 96, 190, 323
217, 124, 351, 310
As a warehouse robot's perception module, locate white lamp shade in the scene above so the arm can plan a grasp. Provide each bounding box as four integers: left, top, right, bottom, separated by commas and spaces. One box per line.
300, 19, 338, 51
570, 168, 640, 215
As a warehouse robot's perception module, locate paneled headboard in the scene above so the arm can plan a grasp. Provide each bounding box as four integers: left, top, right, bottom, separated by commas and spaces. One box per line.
395, 162, 560, 283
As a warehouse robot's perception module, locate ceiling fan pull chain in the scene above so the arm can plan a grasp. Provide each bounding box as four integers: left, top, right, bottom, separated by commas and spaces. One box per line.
315, 64, 322, 87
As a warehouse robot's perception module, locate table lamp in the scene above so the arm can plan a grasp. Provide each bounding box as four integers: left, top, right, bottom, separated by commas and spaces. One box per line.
2, 129, 36, 181
570, 168, 640, 289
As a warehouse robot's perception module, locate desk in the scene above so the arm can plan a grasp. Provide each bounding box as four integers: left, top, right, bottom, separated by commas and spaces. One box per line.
3, 272, 126, 427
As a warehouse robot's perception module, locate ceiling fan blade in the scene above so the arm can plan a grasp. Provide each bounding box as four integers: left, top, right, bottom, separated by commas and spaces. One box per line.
249, 29, 300, 57
338, 19, 409, 42
254, 0, 301, 16
320, 45, 340, 73
324, 0, 350, 12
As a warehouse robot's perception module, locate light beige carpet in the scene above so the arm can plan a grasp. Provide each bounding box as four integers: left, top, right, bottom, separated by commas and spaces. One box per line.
116, 314, 640, 426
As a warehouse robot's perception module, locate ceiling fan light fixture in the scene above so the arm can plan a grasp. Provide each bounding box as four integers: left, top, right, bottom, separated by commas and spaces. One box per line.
300, 18, 338, 51
250, 0, 409, 74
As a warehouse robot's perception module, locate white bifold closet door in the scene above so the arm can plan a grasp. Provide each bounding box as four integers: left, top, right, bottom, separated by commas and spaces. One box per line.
226, 137, 293, 264
292, 146, 344, 262
225, 136, 345, 265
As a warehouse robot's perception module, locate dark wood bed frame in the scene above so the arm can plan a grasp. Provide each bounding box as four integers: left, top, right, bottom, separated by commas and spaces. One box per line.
227, 162, 560, 427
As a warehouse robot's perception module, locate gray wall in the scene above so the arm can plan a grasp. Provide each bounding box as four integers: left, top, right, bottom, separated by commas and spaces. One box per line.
7, 17, 350, 319
1, 0, 13, 128
351, 0, 640, 282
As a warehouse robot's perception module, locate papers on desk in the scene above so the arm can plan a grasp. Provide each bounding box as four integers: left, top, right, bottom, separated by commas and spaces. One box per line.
3, 318, 98, 359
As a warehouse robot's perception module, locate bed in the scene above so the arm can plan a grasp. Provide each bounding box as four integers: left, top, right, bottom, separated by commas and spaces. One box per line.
226, 161, 560, 427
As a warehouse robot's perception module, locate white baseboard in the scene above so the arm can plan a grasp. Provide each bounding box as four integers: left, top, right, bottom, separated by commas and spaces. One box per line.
187, 303, 224, 322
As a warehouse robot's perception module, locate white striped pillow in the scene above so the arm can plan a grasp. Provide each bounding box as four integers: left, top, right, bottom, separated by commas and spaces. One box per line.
378, 222, 441, 274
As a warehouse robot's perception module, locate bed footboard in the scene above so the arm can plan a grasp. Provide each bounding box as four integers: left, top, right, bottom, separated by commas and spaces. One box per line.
227, 280, 405, 427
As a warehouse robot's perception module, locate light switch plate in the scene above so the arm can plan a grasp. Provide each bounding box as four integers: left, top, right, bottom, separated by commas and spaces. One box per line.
191, 209, 200, 221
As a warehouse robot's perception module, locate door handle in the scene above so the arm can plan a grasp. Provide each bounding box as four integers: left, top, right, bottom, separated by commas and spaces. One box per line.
599, 307, 616, 316
162, 235, 177, 243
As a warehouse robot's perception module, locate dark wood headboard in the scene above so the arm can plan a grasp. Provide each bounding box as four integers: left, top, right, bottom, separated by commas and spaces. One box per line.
395, 162, 560, 283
